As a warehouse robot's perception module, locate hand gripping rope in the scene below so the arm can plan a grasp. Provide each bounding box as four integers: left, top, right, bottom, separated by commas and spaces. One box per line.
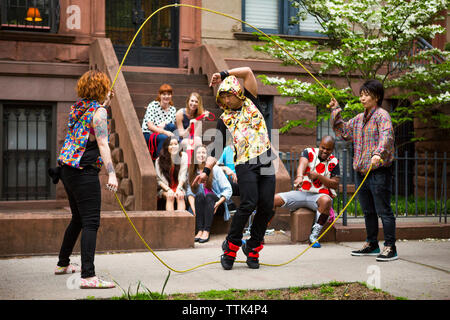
109, 3, 370, 273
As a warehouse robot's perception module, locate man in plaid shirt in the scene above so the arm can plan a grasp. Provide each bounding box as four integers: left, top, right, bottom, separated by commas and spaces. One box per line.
330, 79, 398, 261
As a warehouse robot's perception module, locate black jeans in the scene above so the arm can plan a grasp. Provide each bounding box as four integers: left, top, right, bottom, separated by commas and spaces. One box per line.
57, 165, 101, 278
356, 166, 396, 247
195, 192, 224, 232
226, 162, 275, 249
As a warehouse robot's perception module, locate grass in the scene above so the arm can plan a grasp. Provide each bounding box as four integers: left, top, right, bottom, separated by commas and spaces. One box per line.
110, 280, 402, 300
111, 271, 171, 300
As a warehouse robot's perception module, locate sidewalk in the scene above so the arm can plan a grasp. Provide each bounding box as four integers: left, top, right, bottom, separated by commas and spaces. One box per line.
0, 233, 449, 300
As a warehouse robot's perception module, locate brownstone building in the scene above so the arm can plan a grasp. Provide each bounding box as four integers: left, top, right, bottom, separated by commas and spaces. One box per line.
0, 1, 448, 255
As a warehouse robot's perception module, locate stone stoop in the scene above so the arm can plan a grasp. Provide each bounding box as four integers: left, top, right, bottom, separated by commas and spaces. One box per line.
122, 69, 219, 133
290, 207, 450, 244
0, 210, 194, 257
290, 208, 335, 243
333, 221, 450, 242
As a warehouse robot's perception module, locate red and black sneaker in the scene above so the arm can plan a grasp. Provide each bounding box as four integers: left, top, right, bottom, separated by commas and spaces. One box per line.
242, 242, 264, 269
221, 240, 240, 270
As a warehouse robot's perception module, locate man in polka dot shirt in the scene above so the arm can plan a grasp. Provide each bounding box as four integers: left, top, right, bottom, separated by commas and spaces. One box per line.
274, 136, 340, 247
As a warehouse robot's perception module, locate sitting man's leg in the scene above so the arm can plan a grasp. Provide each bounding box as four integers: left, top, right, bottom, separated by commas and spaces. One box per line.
270, 190, 311, 224
309, 194, 332, 246
273, 193, 286, 209
274, 190, 308, 211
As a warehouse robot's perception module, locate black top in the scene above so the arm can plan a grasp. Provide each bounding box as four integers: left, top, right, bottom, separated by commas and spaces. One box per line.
182, 108, 190, 130
79, 138, 100, 168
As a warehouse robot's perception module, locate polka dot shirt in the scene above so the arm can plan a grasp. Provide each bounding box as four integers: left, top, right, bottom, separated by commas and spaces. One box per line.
141, 100, 177, 133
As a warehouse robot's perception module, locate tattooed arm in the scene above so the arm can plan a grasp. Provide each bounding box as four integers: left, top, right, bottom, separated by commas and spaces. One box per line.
93, 106, 118, 192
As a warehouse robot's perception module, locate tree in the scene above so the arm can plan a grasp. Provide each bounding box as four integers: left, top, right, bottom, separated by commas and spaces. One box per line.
255, 0, 450, 138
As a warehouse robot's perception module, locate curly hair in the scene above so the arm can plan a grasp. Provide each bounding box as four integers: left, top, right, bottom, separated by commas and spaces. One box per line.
156, 83, 174, 105
76, 70, 111, 102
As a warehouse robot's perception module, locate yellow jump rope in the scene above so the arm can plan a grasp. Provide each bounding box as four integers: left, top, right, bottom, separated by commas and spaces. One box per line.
110, 3, 372, 273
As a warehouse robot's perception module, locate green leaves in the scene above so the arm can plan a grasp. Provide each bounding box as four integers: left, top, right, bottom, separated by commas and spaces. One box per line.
255, 0, 449, 136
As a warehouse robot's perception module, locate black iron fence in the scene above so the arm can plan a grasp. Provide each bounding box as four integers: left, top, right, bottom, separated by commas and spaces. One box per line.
279, 150, 448, 225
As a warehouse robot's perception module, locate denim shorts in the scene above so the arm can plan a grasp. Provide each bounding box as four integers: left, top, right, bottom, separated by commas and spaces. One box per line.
279, 190, 331, 211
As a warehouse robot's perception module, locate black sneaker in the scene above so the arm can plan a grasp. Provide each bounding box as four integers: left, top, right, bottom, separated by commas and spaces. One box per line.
221, 240, 240, 270
376, 245, 398, 262
242, 242, 263, 269
351, 242, 380, 256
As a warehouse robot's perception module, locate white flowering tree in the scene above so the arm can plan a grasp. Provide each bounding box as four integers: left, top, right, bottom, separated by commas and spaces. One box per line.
255, 0, 450, 137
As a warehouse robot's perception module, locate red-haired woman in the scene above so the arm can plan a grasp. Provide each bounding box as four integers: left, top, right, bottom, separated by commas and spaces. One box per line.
141, 83, 177, 159
55, 70, 117, 289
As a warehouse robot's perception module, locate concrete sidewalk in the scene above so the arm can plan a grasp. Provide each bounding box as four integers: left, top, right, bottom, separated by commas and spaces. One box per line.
0, 236, 449, 300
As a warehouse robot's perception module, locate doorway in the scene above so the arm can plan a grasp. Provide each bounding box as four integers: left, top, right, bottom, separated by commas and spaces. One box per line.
105, 0, 179, 67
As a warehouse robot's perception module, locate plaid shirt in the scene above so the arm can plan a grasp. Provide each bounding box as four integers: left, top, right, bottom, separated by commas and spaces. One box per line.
331, 106, 395, 173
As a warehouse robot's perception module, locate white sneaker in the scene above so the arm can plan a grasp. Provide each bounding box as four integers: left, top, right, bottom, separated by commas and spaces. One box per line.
309, 223, 323, 244
79, 276, 116, 289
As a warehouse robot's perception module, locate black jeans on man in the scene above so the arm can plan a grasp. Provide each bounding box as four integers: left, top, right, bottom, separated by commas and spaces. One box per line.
57, 165, 101, 279
355, 166, 396, 247
226, 161, 275, 249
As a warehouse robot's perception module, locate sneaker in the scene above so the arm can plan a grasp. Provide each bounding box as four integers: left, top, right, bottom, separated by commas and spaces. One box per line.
351, 242, 380, 256
220, 240, 240, 270
311, 242, 321, 248
79, 276, 116, 289
309, 223, 323, 245
376, 245, 398, 262
242, 242, 263, 269
54, 263, 81, 275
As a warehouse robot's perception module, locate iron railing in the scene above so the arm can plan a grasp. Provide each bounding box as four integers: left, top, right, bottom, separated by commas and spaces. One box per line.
279, 150, 448, 225
389, 37, 446, 74
1, 104, 54, 201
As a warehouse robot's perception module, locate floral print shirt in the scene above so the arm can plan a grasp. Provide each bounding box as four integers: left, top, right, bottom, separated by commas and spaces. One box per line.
58, 99, 103, 169
216, 76, 271, 165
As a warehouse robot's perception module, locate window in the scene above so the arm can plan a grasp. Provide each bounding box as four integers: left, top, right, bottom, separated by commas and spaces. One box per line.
242, 0, 324, 36
0, 0, 60, 33
258, 95, 274, 134
0, 103, 55, 200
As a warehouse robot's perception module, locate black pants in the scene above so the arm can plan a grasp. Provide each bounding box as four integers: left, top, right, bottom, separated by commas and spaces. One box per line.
226, 162, 275, 249
356, 166, 396, 247
57, 165, 101, 278
195, 193, 224, 232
